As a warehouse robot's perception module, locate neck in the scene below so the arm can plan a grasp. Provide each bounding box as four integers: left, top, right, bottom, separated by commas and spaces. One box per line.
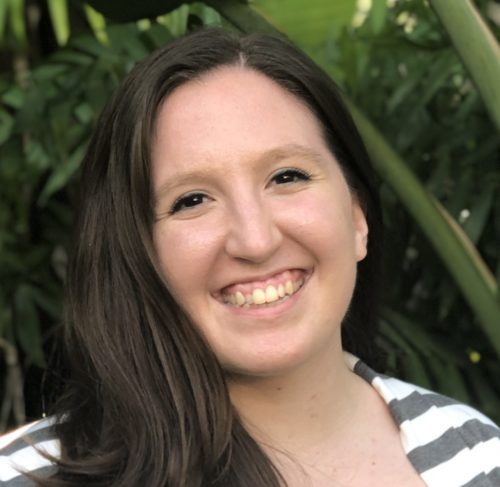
227, 343, 365, 455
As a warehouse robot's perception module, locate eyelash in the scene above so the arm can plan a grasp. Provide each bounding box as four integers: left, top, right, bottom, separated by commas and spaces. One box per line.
169, 193, 207, 214
271, 168, 312, 185
169, 168, 312, 214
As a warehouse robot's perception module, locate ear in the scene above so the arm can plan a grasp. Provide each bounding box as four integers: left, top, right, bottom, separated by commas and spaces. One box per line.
352, 200, 368, 262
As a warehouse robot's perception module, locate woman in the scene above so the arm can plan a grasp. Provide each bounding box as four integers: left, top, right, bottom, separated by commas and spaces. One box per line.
1, 28, 499, 487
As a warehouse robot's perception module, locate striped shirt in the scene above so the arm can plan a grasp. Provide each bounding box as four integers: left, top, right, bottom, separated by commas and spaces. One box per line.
346, 355, 500, 486
1, 356, 499, 486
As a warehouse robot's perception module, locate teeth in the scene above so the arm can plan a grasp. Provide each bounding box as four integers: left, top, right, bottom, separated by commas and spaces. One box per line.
278, 284, 285, 298
235, 291, 245, 306
252, 288, 266, 305
265, 285, 279, 303
223, 278, 305, 307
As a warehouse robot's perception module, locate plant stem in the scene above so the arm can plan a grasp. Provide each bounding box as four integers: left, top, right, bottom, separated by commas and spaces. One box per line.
203, 0, 282, 35
429, 0, 500, 131
348, 102, 500, 356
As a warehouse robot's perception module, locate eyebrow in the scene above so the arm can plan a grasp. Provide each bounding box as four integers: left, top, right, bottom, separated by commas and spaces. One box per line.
154, 143, 326, 202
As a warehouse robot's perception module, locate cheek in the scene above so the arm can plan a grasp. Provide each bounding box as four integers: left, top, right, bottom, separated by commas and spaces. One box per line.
153, 220, 224, 298
278, 192, 356, 253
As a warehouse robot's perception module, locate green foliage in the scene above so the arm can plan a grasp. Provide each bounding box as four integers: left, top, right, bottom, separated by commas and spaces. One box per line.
47, 0, 70, 46
342, 0, 500, 420
0, 0, 499, 429
1, 0, 28, 48
0, 18, 179, 428
429, 0, 500, 131
251, 0, 357, 48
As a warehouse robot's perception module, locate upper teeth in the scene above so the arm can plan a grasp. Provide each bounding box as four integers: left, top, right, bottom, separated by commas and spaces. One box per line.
224, 279, 303, 307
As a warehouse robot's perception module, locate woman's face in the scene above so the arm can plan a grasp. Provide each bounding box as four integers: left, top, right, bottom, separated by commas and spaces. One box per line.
152, 67, 368, 377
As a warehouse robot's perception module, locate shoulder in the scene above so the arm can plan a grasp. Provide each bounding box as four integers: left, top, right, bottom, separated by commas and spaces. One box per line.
349, 355, 500, 487
0, 418, 59, 486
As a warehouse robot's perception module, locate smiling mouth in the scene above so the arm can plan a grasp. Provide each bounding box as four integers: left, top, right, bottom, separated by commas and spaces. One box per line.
219, 269, 308, 308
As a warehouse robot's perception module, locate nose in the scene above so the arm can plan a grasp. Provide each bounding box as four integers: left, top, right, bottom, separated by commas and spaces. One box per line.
224, 193, 282, 264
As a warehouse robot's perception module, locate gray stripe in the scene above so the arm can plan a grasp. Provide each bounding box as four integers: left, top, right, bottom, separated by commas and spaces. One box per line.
461, 467, 500, 487
0, 426, 56, 457
408, 419, 500, 473
0, 465, 56, 486
353, 360, 379, 383
389, 391, 458, 424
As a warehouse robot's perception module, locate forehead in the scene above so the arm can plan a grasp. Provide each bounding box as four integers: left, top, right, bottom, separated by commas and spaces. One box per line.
151, 66, 334, 184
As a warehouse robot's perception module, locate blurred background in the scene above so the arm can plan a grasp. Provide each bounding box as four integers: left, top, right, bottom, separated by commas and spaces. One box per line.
0, 0, 499, 430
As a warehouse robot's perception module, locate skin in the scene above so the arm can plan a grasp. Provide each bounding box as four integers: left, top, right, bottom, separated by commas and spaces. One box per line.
152, 67, 425, 486
152, 66, 367, 377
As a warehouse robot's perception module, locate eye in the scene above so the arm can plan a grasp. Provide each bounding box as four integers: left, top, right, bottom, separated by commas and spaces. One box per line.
169, 192, 208, 214
271, 168, 311, 185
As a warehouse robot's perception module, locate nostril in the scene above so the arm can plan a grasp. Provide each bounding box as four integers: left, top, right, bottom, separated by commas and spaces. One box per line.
224, 210, 282, 263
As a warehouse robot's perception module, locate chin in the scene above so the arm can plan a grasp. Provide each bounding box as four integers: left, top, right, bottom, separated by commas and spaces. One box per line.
221, 346, 312, 379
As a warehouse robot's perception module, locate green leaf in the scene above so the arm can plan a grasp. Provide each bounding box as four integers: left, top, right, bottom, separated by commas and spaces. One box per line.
71, 34, 111, 58
379, 319, 434, 388
2, 85, 25, 109
32, 63, 69, 82
251, 0, 358, 48
14, 285, 46, 367
143, 22, 174, 48
203, 0, 280, 36
467, 365, 500, 423
107, 24, 149, 60
25, 139, 51, 171
0, 108, 14, 145
8, 0, 27, 47
51, 48, 94, 66
428, 0, 500, 131
38, 143, 86, 204
157, 4, 189, 38
387, 62, 428, 114
417, 52, 458, 108
84, 4, 108, 45
429, 358, 470, 402
461, 187, 495, 244
29, 287, 61, 319
381, 307, 464, 365
404, 351, 433, 389
348, 101, 500, 358
0, 0, 9, 43
74, 102, 93, 124
81, 0, 186, 22
370, 0, 387, 35
188, 3, 222, 27
47, 0, 70, 46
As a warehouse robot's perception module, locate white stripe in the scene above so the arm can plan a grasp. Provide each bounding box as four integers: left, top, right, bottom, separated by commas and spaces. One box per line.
0, 418, 55, 451
420, 437, 500, 487
24, 417, 56, 434
0, 439, 60, 481
0, 422, 38, 451
343, 351, 359, 370
0, 419, 49, 451
344, 354, 437, 403
371, 376, 432, 403
399, 403, 498, 453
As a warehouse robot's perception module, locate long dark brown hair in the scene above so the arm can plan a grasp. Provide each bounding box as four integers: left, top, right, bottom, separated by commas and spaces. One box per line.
37, 27, 383, 486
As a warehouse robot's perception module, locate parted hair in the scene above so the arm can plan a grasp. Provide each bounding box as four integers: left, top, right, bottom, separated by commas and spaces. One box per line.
37, 27, 383, 486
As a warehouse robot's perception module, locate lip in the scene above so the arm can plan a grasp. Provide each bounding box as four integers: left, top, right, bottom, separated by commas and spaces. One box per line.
216, 268, 310, 295
214, 269, 313, 319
